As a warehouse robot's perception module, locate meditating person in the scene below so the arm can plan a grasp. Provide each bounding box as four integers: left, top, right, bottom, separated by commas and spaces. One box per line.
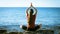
20, 3, 41, 31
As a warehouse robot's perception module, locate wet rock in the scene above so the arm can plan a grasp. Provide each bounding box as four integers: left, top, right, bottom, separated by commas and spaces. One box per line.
8, 32, 23, 34
18, 32, 23, 34
23, 31, 38, 34
0, 30, 7, 34
8, 32, 18, 34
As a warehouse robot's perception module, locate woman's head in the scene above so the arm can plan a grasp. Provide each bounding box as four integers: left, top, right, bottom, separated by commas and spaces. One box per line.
30, 9, 33, 15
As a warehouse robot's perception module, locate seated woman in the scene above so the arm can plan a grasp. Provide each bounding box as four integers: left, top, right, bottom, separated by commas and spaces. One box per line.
20, 3, 41, 31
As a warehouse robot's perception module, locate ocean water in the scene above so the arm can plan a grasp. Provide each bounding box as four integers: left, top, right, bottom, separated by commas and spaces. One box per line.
0, 7, 60, 34
0, 7, 60, 26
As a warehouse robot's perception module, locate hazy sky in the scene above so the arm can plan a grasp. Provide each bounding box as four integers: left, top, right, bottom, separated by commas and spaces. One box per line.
0, 0, 60, 7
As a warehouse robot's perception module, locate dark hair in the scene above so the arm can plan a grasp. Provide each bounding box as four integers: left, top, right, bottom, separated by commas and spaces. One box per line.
30, 9, 33, 14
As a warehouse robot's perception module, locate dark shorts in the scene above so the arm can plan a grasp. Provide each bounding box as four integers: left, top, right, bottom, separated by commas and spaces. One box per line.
22, 25, 40, 31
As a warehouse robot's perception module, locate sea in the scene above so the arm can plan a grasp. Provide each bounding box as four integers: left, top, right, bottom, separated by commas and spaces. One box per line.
0, 7, 60, 34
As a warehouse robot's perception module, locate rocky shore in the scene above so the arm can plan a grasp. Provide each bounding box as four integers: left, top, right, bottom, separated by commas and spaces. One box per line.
0, 30, 23, 34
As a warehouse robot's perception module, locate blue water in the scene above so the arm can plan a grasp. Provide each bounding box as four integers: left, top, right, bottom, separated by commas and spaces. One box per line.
0, 7, 60, 26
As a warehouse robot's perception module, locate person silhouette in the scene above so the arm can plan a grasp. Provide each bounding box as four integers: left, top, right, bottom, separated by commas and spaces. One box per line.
20, 3, 41, 31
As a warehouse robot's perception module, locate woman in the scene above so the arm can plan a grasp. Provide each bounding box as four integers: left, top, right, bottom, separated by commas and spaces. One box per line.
21, 3, 41, 31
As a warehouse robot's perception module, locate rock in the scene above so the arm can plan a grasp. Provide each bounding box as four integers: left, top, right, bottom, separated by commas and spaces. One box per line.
8, 32, 23, 34
0, 30, 7, 34
23, 31, 39, 34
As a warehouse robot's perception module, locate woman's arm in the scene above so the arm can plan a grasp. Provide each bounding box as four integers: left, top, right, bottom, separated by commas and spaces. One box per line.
33, 7, 37, 16
35, 8, 37, 15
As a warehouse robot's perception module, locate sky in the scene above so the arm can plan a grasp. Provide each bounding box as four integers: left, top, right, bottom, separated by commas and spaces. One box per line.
0, 0, 60, 7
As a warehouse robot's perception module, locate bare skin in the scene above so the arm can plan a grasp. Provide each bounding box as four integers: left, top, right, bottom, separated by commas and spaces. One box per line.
26, 8, 37, 29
